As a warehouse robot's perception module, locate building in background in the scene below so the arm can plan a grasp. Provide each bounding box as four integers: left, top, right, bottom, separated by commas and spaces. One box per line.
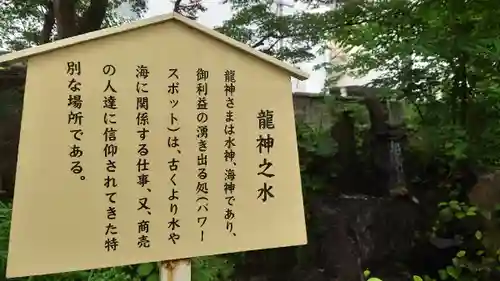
327, 40, 381, 92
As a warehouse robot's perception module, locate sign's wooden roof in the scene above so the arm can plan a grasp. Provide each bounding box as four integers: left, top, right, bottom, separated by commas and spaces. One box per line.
0, 12, 309, 80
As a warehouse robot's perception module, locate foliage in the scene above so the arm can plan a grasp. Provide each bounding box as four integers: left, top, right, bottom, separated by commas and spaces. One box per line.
423, 199, 500, 281
296, 121, 337, 196
0, 0, 210, 50
191, 257, 234, 281
327, 0, 500, 167
323, 0, 500, 279
0, 0, 148, 50
0, 202, 10, 278
215, 0, 341, 64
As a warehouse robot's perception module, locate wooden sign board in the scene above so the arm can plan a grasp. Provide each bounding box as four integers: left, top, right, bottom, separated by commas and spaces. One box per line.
1, 13, 309, 278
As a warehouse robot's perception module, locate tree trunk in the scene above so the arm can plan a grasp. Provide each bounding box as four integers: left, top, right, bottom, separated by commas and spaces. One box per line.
79, 0, 109, 34
53, 0, 78, 38
53, 0, 109, 40
39, 1, 55, 44
50, 0, 191, 41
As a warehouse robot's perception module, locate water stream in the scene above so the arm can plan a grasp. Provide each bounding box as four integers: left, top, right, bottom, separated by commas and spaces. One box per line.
389, 140, 405, 187
387, 100, 406, 189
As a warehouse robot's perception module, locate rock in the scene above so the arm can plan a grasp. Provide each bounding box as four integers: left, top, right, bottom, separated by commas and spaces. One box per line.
234, 194, 423, 281
312, 194, 421, 281
468, 170, 500, 212
468, 170, 500, 251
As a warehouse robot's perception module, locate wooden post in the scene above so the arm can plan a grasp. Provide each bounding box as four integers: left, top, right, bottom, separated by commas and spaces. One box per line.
159, 259, 191, 281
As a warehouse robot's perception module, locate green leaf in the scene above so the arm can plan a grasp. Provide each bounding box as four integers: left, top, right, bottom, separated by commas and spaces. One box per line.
438, 202, 448, 207
446, 266, 461, 279
439, 207, 454, 222
137, 263, 155, 277
466, 210, 476, 216
475, 230, 483, 240
456, 250, 466, 257
146, 272, 160, 281
364, 269, 371, 277
438, 269, 448, 280
467, 206, 478, 212
454, 212, 466, 219
449, 201, 460, 211
413, 276, 424, 281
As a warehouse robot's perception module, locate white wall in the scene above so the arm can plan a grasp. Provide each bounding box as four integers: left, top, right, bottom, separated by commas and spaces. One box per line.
327, 40, 382, 87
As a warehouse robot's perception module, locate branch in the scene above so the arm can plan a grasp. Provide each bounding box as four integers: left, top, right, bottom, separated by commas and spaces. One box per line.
265, 38, 281, 51
249, 16, 371, 50
53, 0, 78, 39
173, 0, 183, 13
79, 0, 109, 34
251, 32, 275, 48
39, 0, 55, 44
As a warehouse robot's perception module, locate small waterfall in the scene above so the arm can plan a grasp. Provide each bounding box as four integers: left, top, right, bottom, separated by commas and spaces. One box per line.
389, 140, 405, 187
386, 100, 407, 192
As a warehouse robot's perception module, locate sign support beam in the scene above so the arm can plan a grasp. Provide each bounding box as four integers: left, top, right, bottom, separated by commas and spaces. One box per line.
160, 259, 191, 281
